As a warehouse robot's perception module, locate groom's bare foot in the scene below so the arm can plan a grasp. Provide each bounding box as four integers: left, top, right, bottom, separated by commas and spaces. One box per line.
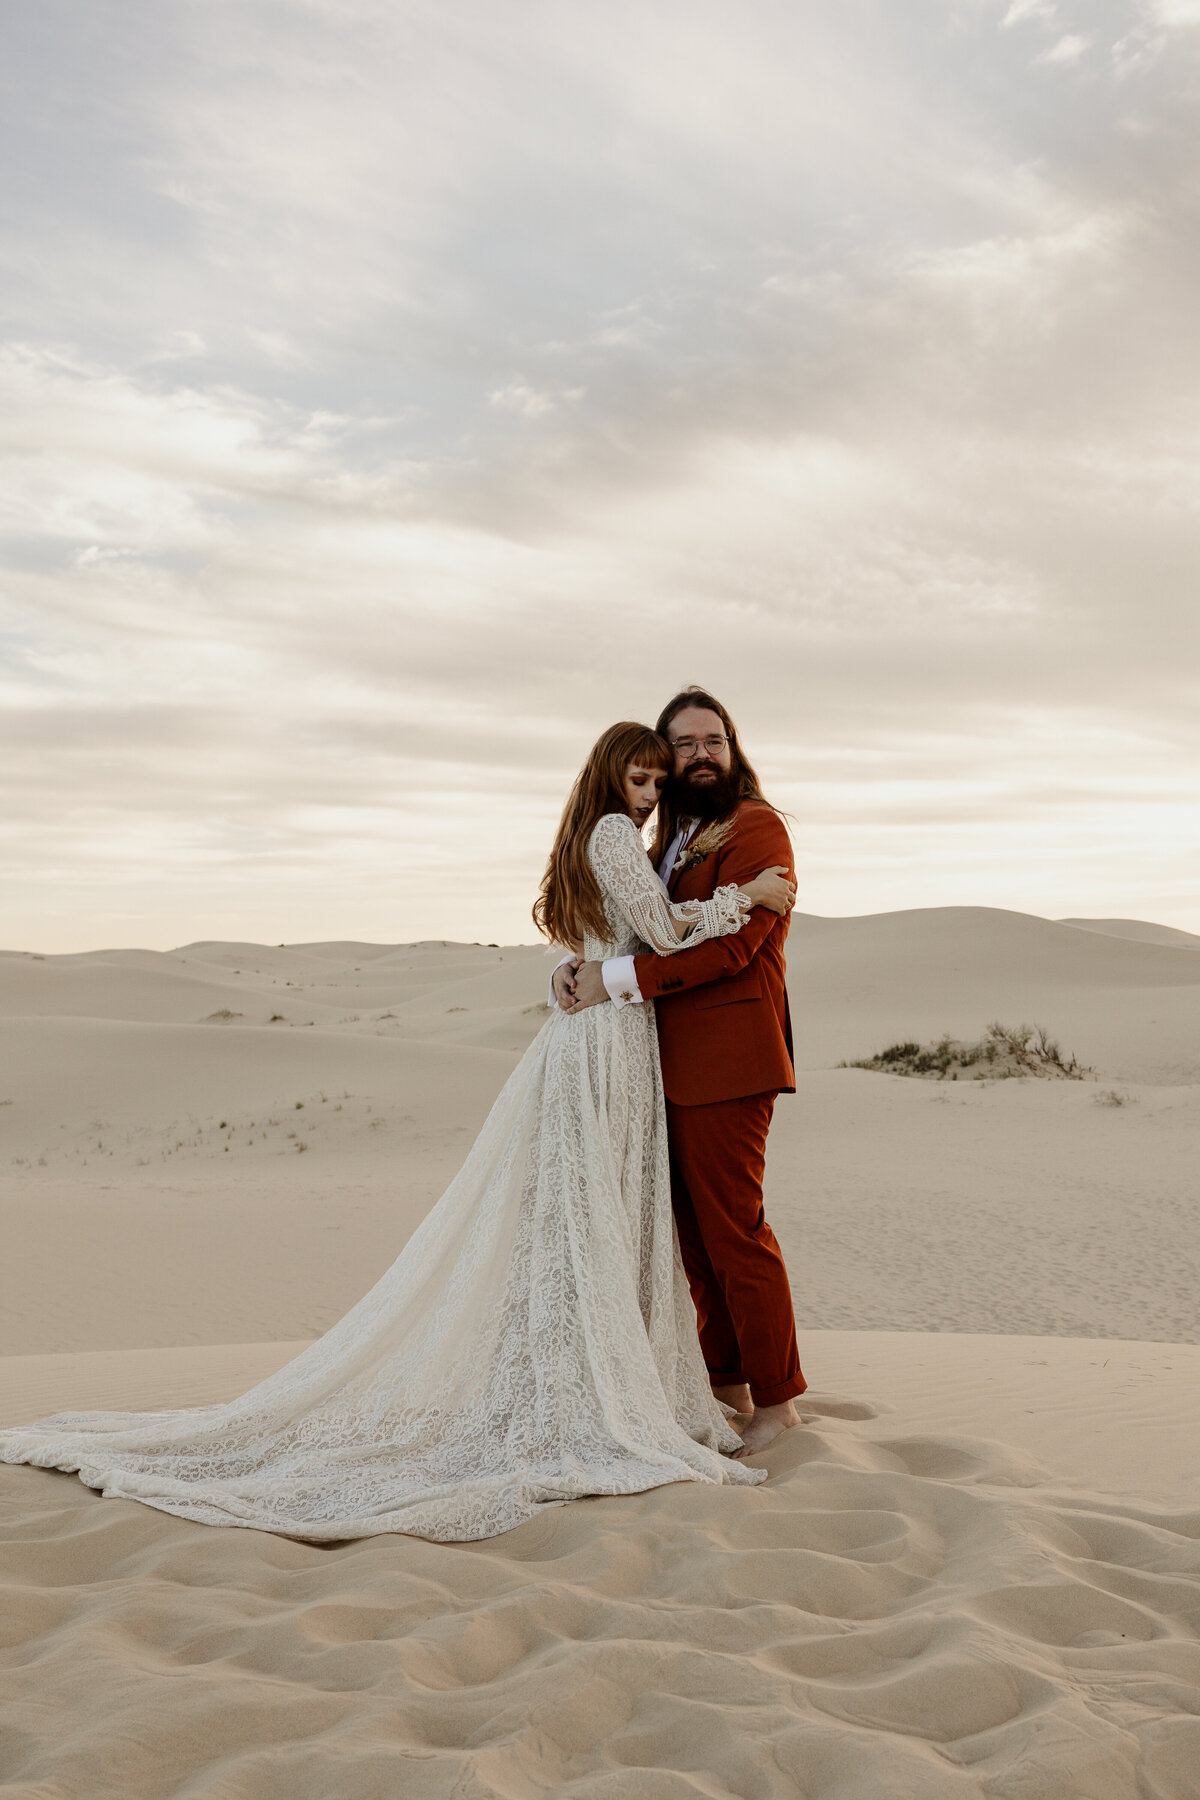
732, 1399, 801, 1458
712, 1382, 753, 1416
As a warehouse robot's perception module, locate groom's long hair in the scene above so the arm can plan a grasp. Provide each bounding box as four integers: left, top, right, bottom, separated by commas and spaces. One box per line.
649, 686, 777, 867
533, 721, 671, 950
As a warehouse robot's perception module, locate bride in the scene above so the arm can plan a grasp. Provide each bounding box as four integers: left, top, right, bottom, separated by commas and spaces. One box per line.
0, 722, 796, 1542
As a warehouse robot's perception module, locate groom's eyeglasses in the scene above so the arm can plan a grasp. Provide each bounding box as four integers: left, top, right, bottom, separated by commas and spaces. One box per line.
670, 734, 728, 759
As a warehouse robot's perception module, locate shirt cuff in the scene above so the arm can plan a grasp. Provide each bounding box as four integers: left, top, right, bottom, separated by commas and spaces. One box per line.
547, 952, 575, 1009
602, 955, 643, 1008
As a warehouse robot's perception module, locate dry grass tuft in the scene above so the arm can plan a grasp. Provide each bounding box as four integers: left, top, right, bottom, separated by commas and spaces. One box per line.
840, 1021, 1094, 1083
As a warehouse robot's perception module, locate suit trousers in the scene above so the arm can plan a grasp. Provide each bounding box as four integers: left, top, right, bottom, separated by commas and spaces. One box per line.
666, 1090, 805, 1409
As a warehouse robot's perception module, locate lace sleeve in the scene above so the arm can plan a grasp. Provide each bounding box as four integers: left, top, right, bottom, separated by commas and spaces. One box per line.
587, 814, 749, 955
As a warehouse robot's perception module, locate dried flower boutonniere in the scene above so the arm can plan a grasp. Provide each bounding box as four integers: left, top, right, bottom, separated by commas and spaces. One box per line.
674, 816, 735, 876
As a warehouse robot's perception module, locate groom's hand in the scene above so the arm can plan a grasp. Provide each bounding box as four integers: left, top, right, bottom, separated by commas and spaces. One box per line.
565, 961, 609, 1011
551, 958, 582, 1008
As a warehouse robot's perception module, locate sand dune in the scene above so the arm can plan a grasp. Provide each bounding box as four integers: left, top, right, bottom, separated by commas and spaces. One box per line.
4, 915, 1197, 1353
1063, 917, 1200, 951
786, 906, 1200, 1083
3, 1066, 1197, 1354
9, 908, 1200, 1078
2, 1351, 1198, 1798
2, 909, 1199, 1796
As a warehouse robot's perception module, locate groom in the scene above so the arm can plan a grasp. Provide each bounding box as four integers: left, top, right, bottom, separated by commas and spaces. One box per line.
556, 686, 806, 1454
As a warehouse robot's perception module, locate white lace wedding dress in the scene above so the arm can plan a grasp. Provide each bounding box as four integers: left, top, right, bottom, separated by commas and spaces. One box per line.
0, 814, 766, 1541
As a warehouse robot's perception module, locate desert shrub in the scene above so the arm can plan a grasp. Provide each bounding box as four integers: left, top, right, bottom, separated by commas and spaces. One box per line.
840, 1022, 1093, 1082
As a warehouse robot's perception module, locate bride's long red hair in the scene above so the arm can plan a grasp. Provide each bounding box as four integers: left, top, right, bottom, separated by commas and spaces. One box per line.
533, 722, 670, 949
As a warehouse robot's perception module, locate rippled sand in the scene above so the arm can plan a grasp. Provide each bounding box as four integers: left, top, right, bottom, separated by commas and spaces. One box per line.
2, 916, 1199, 1796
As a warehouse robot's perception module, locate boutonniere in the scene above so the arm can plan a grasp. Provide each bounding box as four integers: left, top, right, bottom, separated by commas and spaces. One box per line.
675, 817, 735, 875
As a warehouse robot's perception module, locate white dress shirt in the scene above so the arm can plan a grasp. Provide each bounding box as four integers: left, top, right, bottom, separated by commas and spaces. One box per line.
658, 819, 700, 887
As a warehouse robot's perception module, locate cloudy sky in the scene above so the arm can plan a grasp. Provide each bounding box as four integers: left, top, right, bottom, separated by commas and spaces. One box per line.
3, 0, 1198, 951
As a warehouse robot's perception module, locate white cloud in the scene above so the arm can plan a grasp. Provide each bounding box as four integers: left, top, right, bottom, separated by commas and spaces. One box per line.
488, 380, 584, 418
1002, 0, 1057, 25
2, 0, 1199, 948
143, 330, 208, 364
1145, 0, 1200, 23
1037, 32, 1092, 61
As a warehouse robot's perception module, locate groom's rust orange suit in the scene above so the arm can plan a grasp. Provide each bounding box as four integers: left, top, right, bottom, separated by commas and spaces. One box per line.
632, 799, 806, 1409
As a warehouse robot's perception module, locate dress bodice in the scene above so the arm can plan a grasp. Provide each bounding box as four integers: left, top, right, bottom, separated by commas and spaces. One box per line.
582, 812, 747, 964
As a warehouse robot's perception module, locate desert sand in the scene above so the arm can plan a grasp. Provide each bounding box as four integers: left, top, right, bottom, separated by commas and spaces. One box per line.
2, 909, 1199, 1797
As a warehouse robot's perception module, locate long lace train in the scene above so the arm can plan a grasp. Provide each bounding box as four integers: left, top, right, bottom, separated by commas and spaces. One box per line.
0, 814, 766, 1540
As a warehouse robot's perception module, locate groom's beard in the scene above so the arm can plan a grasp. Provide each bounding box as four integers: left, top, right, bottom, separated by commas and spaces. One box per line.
667, 762, 740, 823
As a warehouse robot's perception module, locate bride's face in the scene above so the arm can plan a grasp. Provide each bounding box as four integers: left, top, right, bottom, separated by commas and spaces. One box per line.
622, 762, 667, 828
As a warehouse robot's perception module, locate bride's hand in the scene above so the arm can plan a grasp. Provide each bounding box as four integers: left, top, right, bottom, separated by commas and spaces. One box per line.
741, 866, 796, 916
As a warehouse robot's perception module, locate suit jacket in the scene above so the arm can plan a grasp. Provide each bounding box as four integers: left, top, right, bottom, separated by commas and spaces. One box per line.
633, 799, 796, 1107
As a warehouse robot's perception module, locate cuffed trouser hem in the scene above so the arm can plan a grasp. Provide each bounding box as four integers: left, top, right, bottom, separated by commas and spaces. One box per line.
749, 1370, 807, 1408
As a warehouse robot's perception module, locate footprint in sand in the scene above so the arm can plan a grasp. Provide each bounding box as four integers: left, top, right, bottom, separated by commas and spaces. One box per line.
874, 1434, 1042, 1484
800, 1396, 879, 1421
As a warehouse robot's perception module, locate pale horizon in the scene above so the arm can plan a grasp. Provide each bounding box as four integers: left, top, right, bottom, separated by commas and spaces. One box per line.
5, 2, 1200, 952
6, 897, 1199, 962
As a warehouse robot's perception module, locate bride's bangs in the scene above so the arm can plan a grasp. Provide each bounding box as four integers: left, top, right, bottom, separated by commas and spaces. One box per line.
620, 727, 671, 785
592, 721, 669, 821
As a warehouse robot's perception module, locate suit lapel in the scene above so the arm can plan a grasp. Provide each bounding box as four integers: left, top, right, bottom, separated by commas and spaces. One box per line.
669, 809, 744, 901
